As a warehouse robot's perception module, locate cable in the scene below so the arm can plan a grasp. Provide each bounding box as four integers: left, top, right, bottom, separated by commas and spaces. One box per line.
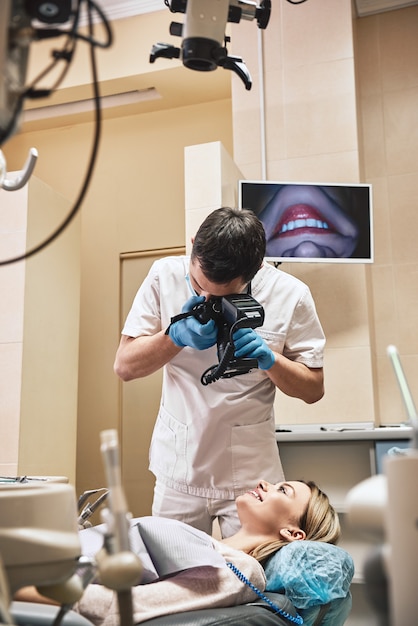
201, 340, 236, 385
200, 319, 255, 385
0, 0, 112, 266
26, 0, 82, 97
51, 604, 72, 626
1, 0, 80, 144
227, 562, 303, 624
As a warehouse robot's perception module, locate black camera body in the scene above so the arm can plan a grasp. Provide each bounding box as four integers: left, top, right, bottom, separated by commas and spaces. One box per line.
192, 293, 265, 383
192, 293, 264, 327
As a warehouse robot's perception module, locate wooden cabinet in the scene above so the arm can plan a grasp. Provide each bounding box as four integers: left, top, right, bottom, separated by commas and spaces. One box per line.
276, 426, 412, 626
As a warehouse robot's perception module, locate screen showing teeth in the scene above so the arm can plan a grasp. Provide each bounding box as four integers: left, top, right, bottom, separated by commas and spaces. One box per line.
239, 180, 373, 263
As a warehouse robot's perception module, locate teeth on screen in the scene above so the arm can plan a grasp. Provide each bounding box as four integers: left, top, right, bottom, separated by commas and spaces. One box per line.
280, 219, 329, 234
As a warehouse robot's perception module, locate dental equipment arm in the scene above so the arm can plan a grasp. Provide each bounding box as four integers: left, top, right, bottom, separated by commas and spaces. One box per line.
345, 346, 418, 626
384, 345, 418, 626
387, 344, 418, 448
98, 429, 143, 626
77, 488, 109, 529
0, 147, 38, 191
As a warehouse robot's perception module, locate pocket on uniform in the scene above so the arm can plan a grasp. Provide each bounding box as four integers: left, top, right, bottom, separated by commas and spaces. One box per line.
149, 406, 188, 482
256, 329, 286, 353
231, 418, 283, 490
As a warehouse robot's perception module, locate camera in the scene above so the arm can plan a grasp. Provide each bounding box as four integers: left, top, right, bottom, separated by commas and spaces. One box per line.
192, 293, 265, 384
191, 297, 223, 324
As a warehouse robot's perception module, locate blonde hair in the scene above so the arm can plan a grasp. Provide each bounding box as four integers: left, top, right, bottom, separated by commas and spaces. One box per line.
249, 481, 341, 563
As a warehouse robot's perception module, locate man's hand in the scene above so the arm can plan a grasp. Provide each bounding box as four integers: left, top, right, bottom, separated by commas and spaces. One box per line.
168, 296, 218, 350
233, 327, 275, 370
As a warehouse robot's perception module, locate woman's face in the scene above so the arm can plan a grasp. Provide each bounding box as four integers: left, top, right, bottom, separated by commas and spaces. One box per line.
236, 479, 311, 539
258, 185, 359, 259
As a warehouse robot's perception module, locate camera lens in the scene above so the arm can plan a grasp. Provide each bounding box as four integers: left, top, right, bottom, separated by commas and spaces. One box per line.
209, 298, 222, 315
192, 298, 222, 324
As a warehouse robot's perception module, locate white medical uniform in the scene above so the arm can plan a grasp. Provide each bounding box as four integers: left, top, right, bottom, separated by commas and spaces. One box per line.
122, 256, 325, 500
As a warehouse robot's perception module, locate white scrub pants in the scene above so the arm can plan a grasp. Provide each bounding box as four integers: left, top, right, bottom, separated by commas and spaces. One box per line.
152, 479, 241, 539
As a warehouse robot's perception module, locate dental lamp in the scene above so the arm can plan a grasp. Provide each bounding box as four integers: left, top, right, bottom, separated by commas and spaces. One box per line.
0, 1, 40, 190
0, 0, 112, 266
150, 0, 272, 90
0, 430, 142, 626
0, 481, 84, 604
0, 0, 71, 185
0, 0, 111, 158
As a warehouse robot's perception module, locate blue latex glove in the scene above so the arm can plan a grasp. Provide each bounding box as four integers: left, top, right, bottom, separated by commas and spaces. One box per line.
168, 295, 218, 350
232, 327, 275, 370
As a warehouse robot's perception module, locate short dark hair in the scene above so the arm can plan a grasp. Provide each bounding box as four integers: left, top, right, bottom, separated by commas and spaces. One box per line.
191, 207, 266, 284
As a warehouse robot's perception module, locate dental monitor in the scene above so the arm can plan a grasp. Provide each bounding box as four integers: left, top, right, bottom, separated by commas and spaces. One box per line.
239, 180, 373, 264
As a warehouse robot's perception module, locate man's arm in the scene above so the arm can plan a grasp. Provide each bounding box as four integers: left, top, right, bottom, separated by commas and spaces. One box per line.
114, 333, 182, 381
266, 353, 324, 404
232, 328, 324, 404
115, 295, 218, 382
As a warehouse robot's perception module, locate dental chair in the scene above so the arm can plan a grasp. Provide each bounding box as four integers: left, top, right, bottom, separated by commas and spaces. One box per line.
6, 505, 354, 626
9, 556, 353, 626
1, 432, 353, 626
10, 569, 352, 626
10, 593, 350, 626
0, 481, 353, 626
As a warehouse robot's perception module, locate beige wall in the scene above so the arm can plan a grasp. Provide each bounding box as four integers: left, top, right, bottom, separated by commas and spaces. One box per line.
230, 0, 374, 425
184, 141, 244, 250
230, 0, 418, 426
355, 8, 418, 424
0, 177, 79, 482
0, 186, 27, 476
2, 3, 418, 498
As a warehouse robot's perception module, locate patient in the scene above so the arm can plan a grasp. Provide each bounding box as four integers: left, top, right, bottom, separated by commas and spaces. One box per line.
15, 479, 341, 625
226, 478, 340, 559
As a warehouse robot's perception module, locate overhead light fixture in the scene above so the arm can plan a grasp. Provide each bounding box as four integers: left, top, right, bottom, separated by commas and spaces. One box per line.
150, 0, 271, 91
22, 88, 160, 122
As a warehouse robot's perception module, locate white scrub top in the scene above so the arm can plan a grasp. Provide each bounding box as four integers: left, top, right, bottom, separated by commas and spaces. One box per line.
122, 256, 325, 500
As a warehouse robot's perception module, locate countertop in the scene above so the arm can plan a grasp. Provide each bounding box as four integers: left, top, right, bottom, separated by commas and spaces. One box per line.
275, 425, 413, 443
